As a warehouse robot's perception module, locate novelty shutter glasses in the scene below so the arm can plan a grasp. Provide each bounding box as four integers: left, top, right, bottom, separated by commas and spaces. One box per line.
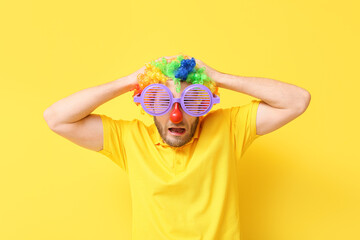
134, 84, 220, 116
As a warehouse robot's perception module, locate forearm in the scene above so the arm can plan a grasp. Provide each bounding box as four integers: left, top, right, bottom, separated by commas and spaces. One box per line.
44, 76, 136, 125
214, 72, 310, 110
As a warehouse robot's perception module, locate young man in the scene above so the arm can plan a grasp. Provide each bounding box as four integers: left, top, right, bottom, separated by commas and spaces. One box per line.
43, 55, 310, 239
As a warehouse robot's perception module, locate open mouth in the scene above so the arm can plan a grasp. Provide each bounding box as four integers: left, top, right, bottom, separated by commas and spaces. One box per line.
168, 127, 186, 136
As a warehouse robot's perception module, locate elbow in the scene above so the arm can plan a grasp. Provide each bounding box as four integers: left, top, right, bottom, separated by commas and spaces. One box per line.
43, 108, 57, 130
43, 108, 50, 120
297, 90, 311, 113
43, 108, 52, 123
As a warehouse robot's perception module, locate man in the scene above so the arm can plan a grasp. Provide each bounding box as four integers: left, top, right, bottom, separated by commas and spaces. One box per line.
43, 55, 310, 239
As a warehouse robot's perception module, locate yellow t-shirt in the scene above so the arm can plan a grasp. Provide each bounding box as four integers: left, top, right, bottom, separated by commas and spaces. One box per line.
96, 99, 261, 240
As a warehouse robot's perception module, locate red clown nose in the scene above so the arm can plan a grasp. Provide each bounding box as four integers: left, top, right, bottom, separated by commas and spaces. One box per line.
170, 102, 183, 124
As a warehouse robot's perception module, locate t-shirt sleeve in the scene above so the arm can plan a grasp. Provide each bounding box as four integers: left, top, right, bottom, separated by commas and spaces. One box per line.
229, 99, 262, 158
95, 114, 129, 173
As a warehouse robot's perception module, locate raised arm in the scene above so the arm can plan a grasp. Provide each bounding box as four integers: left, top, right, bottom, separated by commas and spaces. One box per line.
43, 66, 144, 151
194, 58, 311, 136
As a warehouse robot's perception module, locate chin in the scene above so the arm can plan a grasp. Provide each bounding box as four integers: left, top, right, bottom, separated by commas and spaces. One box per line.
165, 135, 188, 148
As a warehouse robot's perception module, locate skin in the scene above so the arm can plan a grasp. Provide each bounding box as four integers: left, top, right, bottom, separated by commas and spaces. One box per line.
154, 79, 199, 148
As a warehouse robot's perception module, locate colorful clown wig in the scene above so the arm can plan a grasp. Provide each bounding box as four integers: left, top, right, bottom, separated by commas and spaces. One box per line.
132, 55, 219, 109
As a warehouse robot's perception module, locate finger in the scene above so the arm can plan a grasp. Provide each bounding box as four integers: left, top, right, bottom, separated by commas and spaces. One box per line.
154, 56, 171, 62
153, 56, 175, 63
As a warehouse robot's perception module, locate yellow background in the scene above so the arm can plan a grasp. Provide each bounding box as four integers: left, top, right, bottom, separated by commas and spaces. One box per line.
1, 0, 359, 239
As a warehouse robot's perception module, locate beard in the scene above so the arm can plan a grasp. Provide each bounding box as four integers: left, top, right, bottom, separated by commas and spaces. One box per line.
154, 117, 199, 148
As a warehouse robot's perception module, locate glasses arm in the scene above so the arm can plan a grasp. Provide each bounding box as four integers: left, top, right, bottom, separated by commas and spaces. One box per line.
213, 95, 220, 104
134, 95, 141, 103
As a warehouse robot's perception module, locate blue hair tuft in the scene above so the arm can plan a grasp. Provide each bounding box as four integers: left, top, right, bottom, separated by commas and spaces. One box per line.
174, 57, 196, 80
